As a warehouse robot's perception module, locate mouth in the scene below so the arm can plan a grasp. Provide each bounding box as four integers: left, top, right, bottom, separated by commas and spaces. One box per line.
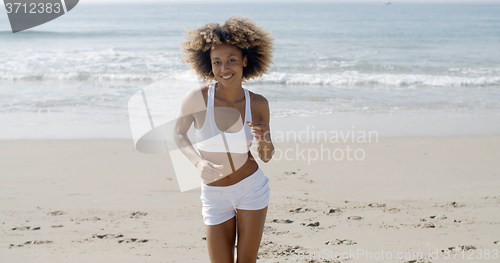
221, 74, 234, 80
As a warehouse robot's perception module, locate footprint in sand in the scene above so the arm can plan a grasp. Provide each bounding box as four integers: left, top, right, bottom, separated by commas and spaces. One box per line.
118, 238, 148, 244
263, 225, 274, 233
446, 201, 465, 208
9, 240, 53, 248
289, 207, 311, 213
325, 208, 343, 215
72, 238, 94, 244
300, 221, 319, 227
404, 259, 432, 263
258, 241, 305, 259
271, 219, 293, 224
265, 226, 290, 235
130, 212, 148, 218
47, 210, 64, 216
368, 203, 386, 208
441, 244, 476, 253
347, 216, 362, 220
11, 226, 40, 231
325, 239, 357, 245
383, 208, 401, 213
272, 230, 290, 235
430, 215, 447, 219
421, 222, 435, 228
92, 233, 124, 239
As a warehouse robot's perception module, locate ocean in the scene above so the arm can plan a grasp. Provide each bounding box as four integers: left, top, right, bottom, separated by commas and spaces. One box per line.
1, 1, 499, 139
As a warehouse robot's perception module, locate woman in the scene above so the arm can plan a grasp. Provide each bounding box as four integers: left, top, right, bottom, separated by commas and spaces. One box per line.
173, 16, 275, 263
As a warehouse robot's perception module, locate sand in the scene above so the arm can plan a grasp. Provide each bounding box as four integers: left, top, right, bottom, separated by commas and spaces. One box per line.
1, 135, 500, 262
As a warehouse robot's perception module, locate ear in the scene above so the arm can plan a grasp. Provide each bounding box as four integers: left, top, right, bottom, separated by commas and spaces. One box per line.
243, 55, 248, 67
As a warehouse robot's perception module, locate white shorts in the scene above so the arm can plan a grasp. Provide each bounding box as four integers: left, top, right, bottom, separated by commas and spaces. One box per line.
200, 167, 270, 226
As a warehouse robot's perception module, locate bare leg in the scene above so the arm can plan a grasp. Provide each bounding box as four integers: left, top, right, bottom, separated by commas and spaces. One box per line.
205, 216, 237, 263
235, 206, 268, 263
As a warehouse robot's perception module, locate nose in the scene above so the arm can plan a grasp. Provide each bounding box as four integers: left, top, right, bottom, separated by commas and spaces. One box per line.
221, 62, 230, 72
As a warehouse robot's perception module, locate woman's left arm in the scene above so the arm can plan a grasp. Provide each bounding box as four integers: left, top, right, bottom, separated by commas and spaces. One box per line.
247, 95, 274, 163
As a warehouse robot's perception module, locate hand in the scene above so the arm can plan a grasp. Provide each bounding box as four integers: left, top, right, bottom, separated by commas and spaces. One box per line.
195, 159, 225, 184
246, 121, 270, 143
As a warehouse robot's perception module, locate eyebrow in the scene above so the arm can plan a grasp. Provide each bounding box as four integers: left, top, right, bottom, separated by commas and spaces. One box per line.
211, 54, 237, 60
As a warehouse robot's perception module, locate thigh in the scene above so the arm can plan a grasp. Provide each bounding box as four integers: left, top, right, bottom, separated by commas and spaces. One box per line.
235, 206, 268, 263
205, 216, 237, 263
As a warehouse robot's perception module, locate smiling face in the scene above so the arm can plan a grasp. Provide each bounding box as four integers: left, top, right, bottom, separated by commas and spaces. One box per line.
210, 43, 247, 87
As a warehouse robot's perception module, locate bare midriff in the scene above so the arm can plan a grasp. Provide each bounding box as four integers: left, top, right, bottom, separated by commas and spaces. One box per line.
201, 151, 259, 187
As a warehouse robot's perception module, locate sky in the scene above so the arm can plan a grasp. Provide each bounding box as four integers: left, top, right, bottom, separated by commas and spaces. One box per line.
82, 0, 500, 3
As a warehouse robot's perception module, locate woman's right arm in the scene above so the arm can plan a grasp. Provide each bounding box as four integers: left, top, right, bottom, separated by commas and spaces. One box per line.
173, 89, 224, 182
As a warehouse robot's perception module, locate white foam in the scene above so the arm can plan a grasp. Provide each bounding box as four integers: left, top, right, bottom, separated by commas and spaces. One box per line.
248, 71, 500, 87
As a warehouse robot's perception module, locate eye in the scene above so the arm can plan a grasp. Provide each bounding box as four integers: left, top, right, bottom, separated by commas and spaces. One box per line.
213, 61, 219, 65
230, 59, 236, 62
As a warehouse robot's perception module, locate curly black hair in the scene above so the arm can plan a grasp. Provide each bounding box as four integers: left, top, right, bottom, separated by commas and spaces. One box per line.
181, 16, 274, 83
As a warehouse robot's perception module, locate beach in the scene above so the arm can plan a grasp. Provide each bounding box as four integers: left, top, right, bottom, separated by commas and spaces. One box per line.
2, 132, 499, 262
2, 1, 500, 262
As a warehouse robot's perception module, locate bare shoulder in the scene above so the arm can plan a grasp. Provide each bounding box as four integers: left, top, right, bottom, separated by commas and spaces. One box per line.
248, 90, 269, 109
180, 85, 210, 115
185, 85, 209, 100
182, 85, 210, 106
248, 90, 270, 122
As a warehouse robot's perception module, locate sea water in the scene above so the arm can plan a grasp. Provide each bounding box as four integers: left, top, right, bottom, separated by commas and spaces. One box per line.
0, 2, 499, 139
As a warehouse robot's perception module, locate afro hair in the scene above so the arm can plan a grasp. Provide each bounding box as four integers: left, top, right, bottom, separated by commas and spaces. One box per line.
181, 16, 274, 83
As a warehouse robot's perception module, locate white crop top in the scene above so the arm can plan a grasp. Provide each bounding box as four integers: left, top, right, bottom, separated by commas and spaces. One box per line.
195, 83, 254, 153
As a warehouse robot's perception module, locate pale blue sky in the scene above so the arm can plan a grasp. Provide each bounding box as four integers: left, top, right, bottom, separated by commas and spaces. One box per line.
82, 0, 500, 3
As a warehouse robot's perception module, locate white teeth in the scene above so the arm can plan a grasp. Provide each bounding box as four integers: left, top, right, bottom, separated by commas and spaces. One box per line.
222, 74, 233, 79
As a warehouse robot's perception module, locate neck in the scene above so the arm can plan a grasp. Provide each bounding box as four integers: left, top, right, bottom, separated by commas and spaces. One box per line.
215, 82, 244, 103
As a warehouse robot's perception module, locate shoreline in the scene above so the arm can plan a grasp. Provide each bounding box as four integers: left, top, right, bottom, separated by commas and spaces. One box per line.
1, 110, 499, 141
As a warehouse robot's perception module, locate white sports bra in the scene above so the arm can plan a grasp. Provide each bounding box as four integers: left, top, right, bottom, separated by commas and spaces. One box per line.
195, 83, 253, 153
